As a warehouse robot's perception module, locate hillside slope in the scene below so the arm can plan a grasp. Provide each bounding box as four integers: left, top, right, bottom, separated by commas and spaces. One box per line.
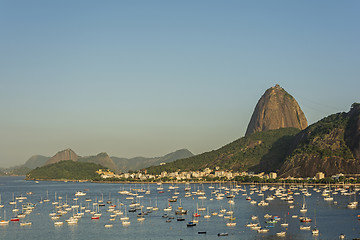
26, 160, 104, 180
79, 152, 119, 173
147, 128, 300, 175
23, 155, 50, 169
279, 103, 360, 177
112, 149, 193, 172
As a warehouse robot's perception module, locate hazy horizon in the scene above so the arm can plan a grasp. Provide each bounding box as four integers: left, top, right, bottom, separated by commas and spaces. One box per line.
1, 1, 359, 168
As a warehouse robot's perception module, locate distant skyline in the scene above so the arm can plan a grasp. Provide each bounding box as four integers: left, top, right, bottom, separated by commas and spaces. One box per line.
1, 1, 359, 167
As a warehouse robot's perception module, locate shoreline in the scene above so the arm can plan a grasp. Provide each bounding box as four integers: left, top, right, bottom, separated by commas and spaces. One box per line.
23, 177, 360, 186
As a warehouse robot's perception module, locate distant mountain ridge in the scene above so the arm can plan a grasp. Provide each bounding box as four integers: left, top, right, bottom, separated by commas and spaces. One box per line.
112, 149, 194, 172
79, 152, 119, 173
41, 149, 193, 173
8, 148, 193, 175
23, 155, 50, 169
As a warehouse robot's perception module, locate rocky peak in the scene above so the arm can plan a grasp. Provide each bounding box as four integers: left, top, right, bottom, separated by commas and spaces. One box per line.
245, 84, 308, 136
45, 148, 79, 165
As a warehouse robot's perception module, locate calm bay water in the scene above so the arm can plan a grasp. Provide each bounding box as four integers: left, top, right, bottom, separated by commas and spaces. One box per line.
0, 176, 359, 240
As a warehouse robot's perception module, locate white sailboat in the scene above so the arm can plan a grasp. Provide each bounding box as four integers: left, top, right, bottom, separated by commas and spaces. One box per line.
226, 212, 236, 226
225, 202, 236, 226
347, 189, 358, 208
44, 190, 50, 202
281, 213, 288, 227
0, 209, 9, 225
120, 206, 129, 221
204, 208, 211, 219
9, 193, 16, 205
300, 196, 307, 213
0, 194, 3, 208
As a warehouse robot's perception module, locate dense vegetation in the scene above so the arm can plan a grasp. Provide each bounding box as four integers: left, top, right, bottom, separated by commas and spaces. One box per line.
288, 112, 354, 160
26, 160, 105, 181
279, 104, 360, 177
146, 128, 300, 175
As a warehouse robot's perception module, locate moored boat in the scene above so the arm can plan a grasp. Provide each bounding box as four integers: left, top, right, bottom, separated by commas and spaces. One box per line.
312, 228, 319, 235
217, 233, 228, 236
300, 217, 312, 222
187, 221, 196, 227
276, 231, 286, 237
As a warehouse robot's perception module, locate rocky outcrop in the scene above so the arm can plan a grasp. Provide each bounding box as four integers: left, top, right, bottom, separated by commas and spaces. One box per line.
279, 103, 360, 177
245, 84, 308, 136
28, 148, 193, 173
45, 148, 79, 165
279, 127, 359, 177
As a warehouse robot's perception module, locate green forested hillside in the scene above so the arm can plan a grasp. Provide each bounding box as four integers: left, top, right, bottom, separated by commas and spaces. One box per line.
26, 160, 104, 180
279, 104, 360, 177
291, 112, 353, 158
146, 128, 300, 174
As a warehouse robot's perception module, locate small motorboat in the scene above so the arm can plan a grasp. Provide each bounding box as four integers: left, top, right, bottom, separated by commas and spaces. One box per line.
187, 221, 196, 227
312, 228, 319, 235
300, 217, 312, 222
217, 233, 228, 236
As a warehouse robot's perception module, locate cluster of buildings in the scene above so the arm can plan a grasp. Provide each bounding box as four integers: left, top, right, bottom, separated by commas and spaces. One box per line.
97, 167, 352, 181
96, 167, 351, 183
96, 167, 281, 181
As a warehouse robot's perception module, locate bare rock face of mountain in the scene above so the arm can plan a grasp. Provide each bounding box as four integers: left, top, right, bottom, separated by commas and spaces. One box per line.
45, 148, 79, 165
245, 84, 308, 136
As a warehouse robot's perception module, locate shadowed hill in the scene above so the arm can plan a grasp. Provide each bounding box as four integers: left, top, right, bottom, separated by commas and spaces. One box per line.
112, 149, 193, 172
79, 152, 119, 173
23, 155, 50, 169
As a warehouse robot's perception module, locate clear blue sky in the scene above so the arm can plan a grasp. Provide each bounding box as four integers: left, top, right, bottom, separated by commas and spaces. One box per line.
1, 0, 359, 167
